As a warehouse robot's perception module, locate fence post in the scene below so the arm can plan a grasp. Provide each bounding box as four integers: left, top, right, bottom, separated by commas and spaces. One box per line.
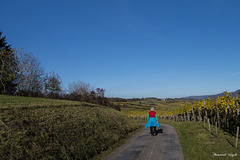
192, 104, 195, 121
204, 100, 208, 119
227, 103, 230, 133
198, 108, 201, 121
235, 107, 239, 148
216, 100, 220, 129
215, 100, 219, 137
187, 111, 190, 121
204, 100, 208, 128
204, 100, 210, 132
208, 118, 211, 132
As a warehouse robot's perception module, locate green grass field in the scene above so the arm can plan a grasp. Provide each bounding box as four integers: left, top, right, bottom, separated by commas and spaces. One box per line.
160, 121, 240, 160
0, 95, 140, 160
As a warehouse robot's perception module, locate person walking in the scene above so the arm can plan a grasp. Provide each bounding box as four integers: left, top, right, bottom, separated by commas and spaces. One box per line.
145, 107, 160, 136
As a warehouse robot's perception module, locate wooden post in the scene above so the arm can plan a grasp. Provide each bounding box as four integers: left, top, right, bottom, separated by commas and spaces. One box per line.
216, 100, 220, 129
192, 105, 195, 121
208, 118, 211, 132
204, 100, 208, 119
187, 111, 190, 121
215, 100, 219, 136
198, 108, 202, 121
235, 108, 239, 148
204, 100, 208, 128
227, 103, 230, 132
236, 127, 239, 148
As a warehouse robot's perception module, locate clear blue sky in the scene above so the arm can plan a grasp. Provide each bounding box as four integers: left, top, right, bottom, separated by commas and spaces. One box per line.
1, 0, 240, 98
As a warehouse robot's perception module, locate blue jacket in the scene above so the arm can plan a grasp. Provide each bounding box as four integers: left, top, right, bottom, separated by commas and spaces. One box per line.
145, 117, 160, 129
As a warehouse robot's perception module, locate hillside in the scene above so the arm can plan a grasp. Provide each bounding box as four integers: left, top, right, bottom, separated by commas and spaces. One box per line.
113, 98, 189, 117
0, 95, 140, 160
181, 89, 240, 100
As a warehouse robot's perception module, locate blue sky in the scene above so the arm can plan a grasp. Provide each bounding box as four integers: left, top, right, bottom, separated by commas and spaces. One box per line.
1, 0, 240, 98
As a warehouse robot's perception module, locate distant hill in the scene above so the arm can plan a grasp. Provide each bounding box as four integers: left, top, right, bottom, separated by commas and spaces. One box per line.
181, 89, 240, 100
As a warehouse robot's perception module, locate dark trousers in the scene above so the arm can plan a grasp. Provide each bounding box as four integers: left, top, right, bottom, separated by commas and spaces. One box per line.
150, 126, 156, 136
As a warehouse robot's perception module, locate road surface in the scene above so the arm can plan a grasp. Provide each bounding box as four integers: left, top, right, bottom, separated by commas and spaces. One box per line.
104, 123, 184, 160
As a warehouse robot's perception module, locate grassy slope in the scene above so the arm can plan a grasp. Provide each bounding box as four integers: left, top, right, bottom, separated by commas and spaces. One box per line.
0, 95, 85, 109
0, 95, 140, 160
161, 121, 240, 160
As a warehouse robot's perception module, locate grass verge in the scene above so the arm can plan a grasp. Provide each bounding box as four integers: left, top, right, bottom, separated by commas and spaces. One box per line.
161, 120, 240, 160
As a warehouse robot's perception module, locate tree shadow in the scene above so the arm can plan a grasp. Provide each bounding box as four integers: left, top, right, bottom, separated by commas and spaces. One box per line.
226, 138, 234, 147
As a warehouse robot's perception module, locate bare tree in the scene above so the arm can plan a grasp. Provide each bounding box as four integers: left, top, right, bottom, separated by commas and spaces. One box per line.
68, 81, 93, 102
16, 49, 45, 96
44, 71, 62, 98
96, 88, 105, 98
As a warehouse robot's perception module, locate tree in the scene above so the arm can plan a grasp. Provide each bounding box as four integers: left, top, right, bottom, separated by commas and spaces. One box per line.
0, 31, 17, 94
89, 90, 97, 103
0, 31, 11, 51
44, 71, 62, 98
68, 81, 93, 102
96, 88, 105, 98
16, 49, 45, 96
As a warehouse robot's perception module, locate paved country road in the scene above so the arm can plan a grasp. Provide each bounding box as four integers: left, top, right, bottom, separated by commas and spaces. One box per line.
104, 123, 184, 160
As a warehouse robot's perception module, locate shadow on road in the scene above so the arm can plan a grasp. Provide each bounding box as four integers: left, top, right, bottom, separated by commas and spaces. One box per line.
148, 128, 163, 136
156, 128, 163, 135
